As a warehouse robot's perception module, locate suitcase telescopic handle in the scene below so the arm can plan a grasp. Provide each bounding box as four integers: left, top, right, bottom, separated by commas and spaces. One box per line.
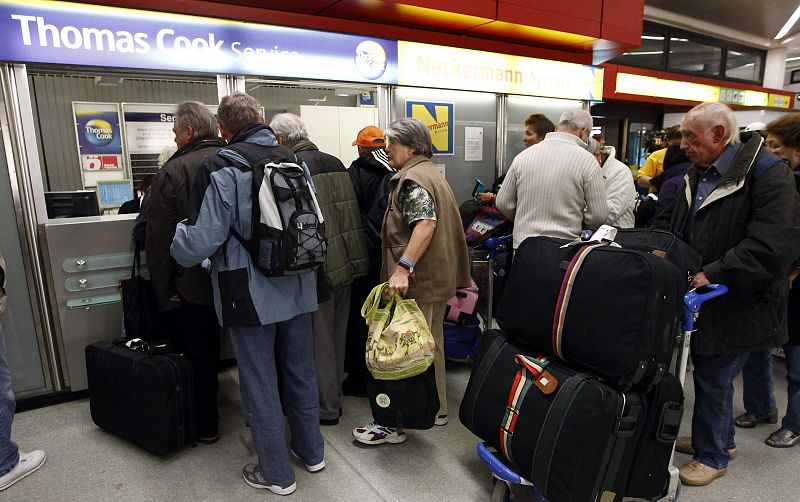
682, 284, 728, 331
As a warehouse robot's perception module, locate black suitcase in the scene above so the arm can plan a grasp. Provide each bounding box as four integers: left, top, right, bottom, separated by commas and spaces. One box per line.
496, 236, 685, 389
624, 373, 684, 499
86, 340, 196, 456
460, 330, 644, 502
366, 365, 439, 430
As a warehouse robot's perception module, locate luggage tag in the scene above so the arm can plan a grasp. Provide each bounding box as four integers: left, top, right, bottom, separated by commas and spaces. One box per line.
561, 225, 621, 248
515, 355, 558, 394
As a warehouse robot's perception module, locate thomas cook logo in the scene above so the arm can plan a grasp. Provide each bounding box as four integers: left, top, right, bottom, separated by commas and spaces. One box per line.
355, 40, 387, 80
84, 119, 115, 147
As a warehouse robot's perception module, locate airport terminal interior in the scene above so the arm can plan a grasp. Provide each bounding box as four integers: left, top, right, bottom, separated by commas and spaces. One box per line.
2, 0, 800, 501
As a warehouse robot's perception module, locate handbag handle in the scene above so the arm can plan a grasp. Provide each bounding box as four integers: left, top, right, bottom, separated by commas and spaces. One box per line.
130, 248, 142, 278
361, 282, 394, 325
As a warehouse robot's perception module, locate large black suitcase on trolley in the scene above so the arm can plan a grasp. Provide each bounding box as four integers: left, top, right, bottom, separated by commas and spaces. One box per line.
496, 236, 685, 389
460, 330, 644, 502
86, 340, 196, 456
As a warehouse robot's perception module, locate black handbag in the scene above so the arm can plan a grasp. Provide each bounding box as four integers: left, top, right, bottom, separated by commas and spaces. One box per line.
366, 365, 439, 430
120, 248, 157, 340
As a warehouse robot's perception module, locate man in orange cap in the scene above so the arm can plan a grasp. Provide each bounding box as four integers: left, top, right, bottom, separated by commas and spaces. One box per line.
342, 125, 395, 396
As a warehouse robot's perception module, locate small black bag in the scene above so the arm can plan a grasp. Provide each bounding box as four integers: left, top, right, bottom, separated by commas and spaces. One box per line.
366, 365, 439, 430
120, 249, 157, 340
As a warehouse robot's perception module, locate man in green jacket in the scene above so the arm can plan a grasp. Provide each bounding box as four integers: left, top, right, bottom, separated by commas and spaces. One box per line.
270, 113, 370, 425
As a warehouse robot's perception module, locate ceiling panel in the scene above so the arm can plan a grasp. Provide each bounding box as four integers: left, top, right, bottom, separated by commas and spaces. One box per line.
645, 0, 800, 40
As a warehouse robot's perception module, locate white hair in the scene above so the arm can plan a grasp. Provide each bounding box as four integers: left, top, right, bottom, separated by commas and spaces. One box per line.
269, 113, 309, 146
558, 110, 593, 132
685, 102, 740, 145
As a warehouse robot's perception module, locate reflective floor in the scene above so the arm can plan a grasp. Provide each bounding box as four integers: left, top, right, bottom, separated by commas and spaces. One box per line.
8, 358, 800, 501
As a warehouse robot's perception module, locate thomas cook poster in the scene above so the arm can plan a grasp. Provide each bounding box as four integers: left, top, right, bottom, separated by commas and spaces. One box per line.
405, 101, 454, 155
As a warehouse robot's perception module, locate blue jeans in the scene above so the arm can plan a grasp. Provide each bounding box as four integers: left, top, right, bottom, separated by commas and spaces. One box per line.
741, 345, 800, 433
229, 313, 323, 487
741, 349, 778, 417
691, 353, 750, 469
0, 323, 19, 476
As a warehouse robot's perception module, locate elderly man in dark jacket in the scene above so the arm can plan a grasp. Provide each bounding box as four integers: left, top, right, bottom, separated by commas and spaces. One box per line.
270, 113, 370, 426
146, 101, 225, 443
654, 102, 800, 487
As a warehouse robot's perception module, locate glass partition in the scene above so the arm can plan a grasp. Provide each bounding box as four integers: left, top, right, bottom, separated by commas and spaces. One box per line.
27, 68, 218, 216
504, 95, 584, 173
392, 87, 496, 203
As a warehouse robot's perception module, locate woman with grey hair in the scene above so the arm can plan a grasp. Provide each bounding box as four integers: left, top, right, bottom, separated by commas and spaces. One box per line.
352, 117, 471, 445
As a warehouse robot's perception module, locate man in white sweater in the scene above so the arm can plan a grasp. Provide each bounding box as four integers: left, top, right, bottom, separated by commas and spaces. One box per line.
496, 110, 609, 248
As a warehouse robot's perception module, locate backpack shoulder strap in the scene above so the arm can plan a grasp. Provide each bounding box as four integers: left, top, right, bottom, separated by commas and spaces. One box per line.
751, 151, 781, 180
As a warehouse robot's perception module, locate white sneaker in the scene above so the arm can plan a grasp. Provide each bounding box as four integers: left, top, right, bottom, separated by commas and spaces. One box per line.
242, 464, 296, 495
0, 450, 47, 491
434, 415, 449, 426
290, 448, 325, 473
352, 422, 407, 445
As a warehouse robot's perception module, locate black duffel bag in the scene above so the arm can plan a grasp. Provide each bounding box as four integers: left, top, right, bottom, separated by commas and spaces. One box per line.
496, 236, 685, 389
612, 227, 701, 280
460, 329, 644, 502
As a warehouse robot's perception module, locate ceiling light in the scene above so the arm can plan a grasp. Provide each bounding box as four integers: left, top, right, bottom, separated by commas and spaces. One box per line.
670, 38, 688, 42
641, 35, 664, 40
787, 56, 800, 61
729, 51, 742, 56
336, 93, 349, 96
623, 51, 664, 56
775, 3, 800, 39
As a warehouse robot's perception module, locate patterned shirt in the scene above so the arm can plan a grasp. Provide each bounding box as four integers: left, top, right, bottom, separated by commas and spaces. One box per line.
398, 181, 437, 227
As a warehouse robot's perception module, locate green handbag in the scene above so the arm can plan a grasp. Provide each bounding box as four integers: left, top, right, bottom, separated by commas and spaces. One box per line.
361, 282, 436, 380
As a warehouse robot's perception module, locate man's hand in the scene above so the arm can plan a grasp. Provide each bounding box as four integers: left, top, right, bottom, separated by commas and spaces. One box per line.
387, 266, 410, 297
691, 271, 710, 288
478, 192, 496, 205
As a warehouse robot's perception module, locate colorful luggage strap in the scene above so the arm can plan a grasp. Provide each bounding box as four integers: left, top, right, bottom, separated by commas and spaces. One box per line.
499, 355, 556, 462
551, 243, 604, 359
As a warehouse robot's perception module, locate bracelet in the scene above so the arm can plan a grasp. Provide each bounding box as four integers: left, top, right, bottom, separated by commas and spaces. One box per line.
399, 257, 416, 268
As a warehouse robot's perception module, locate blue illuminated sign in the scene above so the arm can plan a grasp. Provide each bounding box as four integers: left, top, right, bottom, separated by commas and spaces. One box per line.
0, 0, 398, 84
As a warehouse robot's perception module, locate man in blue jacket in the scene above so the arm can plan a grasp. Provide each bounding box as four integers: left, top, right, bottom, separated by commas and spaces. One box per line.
171, 92, 323, 496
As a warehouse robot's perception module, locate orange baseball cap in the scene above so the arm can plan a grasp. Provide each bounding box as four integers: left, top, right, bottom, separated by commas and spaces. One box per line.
353, 125, 386, 148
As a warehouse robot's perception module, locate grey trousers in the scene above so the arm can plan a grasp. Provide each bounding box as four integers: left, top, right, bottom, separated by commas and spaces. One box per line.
312, 285, 352, 421
417, 300, 448, 416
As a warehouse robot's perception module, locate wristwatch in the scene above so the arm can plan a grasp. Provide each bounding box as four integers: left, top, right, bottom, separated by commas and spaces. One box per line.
398, 257, 415, 274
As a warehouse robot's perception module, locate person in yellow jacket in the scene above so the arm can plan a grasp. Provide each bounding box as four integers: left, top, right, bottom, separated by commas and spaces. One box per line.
637, 128, 682, 192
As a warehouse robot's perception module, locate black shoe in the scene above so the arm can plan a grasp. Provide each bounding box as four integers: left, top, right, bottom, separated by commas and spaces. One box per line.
320, 407, 343, 426
766, 428, 800, 448
734, 411, 778, 428
197, 433, 220, 444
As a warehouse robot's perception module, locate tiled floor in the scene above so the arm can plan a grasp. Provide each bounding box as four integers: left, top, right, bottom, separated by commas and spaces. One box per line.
7, 358, 800, 501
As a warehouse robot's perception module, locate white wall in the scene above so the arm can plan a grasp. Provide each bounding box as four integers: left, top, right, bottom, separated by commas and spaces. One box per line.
295, 105, 379, 164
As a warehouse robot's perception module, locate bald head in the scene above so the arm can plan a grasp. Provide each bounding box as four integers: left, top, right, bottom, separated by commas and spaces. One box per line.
680, 103, 739, 167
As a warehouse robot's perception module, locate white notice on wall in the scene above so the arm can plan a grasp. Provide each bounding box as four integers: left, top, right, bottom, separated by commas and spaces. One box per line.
465, 127, 484, 162
434, 164, 446, 178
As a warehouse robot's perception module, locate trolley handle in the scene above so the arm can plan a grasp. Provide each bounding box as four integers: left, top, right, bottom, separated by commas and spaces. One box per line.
682, 283, 727, 331
485, 235, 512, 259
476, 443, 523, 485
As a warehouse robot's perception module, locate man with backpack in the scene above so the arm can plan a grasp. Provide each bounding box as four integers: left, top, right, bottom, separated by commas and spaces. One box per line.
171, 92, 323, 496
269, 113, 370, 426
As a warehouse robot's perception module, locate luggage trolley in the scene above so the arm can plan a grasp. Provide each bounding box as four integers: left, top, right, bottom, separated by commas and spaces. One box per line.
476, 283, 729, 502
470, 235, 513, 333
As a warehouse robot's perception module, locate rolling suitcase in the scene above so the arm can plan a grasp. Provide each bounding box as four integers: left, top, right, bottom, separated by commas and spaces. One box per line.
443, 318, 481, 361
86, 339, 196, 456
445, 279, 479, 324
497, 236, 685, 389
460, 330, 644, 502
